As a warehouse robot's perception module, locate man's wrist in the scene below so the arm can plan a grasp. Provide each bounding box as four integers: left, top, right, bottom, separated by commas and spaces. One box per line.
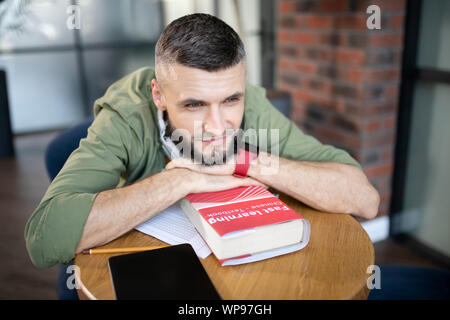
247, 152, 263, 178
247, 151, 279, 179
233, 147, 259, 178
160, 167, 196, 197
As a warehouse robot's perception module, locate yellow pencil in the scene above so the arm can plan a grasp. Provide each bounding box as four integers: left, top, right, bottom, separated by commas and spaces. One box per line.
82, 245, 169, 255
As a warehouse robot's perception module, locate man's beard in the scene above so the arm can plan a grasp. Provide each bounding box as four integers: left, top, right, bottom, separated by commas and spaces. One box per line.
164, 112, 238, 166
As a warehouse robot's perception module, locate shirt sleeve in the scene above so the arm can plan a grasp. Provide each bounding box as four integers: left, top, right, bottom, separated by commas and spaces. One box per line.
24, 108, 136, 268
249, 86, 361, 169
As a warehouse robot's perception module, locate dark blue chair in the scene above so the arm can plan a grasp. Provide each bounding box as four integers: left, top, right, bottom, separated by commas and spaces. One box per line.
368, 264, 450, 300
45, 118, 93, 181
45, 118, 93, 300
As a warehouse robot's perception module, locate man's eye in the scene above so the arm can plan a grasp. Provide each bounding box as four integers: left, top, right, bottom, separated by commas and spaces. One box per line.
225, 97, 240, 104
185, 102, 202, 108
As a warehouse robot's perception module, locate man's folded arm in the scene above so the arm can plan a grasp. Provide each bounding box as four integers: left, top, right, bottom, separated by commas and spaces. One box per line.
24, 109, 132, 268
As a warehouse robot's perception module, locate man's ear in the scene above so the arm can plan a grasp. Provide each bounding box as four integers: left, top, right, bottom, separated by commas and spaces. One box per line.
151, 79, 166, 111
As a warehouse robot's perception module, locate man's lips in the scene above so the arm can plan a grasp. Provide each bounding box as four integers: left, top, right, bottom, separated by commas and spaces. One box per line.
203, 136, 226, 146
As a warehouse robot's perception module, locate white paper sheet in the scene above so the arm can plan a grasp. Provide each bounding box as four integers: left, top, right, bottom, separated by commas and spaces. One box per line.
135, 201, 212, 259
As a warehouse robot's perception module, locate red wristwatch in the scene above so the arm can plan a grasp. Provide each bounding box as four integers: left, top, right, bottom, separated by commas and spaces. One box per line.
233, 147, 258, 178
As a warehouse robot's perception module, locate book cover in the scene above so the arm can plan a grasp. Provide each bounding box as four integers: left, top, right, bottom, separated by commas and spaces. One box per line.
181, 185, 310, 265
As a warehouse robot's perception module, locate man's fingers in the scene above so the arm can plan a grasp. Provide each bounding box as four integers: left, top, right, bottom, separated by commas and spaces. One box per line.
226, 175, 267, 189
166, 158, 236, 176
166, 158, 194, 170
198, 164, 235, 175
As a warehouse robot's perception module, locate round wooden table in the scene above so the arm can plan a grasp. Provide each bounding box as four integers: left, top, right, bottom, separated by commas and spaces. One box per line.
75, 195, 374, 300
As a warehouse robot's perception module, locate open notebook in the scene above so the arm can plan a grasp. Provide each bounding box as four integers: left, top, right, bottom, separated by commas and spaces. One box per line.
135, 200, 310, 266
135, 202, 212, 259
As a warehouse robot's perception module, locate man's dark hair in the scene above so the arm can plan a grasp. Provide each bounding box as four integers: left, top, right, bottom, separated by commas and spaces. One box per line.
155, 13, 246, 72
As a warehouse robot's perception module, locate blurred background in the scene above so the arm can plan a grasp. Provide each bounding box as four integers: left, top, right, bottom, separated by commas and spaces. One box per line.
0, 0, 448, 299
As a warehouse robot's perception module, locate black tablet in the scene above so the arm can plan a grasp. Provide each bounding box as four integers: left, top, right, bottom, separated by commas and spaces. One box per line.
108, 243, 221, 300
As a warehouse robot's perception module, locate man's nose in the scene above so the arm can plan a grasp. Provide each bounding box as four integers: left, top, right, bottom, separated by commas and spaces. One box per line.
204, 105, 225, 137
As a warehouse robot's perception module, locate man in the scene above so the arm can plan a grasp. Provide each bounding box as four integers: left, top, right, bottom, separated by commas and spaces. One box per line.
25, 13, 379, 269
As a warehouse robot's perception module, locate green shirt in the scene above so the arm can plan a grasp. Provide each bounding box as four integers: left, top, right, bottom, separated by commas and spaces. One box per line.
24, 67, 360, 268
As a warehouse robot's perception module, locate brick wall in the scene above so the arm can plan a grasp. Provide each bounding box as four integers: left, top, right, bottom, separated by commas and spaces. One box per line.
276, 0, 406, 217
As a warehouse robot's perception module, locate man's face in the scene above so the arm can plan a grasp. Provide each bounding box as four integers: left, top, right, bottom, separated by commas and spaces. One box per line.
151, 61, 246, 165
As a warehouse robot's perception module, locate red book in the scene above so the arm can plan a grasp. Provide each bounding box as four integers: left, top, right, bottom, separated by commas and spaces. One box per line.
180, 185, 310, 265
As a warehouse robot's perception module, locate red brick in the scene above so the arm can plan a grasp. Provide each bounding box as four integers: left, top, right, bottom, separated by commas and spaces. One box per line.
293, 31, 319, 44
344, 102, 365, 116
319, 33, 347, 46
371, 0, 406, 12
308, 79, 332, 94
319, 0, 348, 12
279, 72, 301, 86
331, 66, 364, 83
292, 90, 316, 103
305, 47, 333, 62
331, 114, 361, 133
373, 174, 392, 191
277, 80, 299, 93
380, 192, 392, 205
278, 58, 292, 71
385, 83, 399, 98
278, 29, 292, 43
335, 14, 367, 30
304, 98, 336, 113
279, 15, 297, 28
330, 82, 363, 100
278, 46, 299, 59
363, 163, 393, 180
384, 114, 397, 130
382, 147, 393, 161
362, 132, 396, 148
316, 126, 360, 150
279, 0, 297, 13
292, 61, 318, 74
364, 119, 382, 133
291, 101, 307, 119
365, 68, 400, 83
333, 49, 366, 65
369, 33, 404, 48
336, 99, 346, 113
365, 101, 397, 115
346, 68, 364, 83
304, 15, 333, 29
390, 14, 405, 29
361, 148, 383, 166
366, 49, 402, 66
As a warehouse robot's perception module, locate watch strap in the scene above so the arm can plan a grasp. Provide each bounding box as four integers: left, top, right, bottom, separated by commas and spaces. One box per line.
233, 148, 258, 178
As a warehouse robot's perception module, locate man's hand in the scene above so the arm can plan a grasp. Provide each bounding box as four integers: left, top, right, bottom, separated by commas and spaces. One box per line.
187, 170, 267, 194
166, 158, 267, 194
166, 157, 237, 176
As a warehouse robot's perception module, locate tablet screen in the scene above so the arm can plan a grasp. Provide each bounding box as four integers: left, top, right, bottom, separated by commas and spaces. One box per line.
108, 244, 221, 300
